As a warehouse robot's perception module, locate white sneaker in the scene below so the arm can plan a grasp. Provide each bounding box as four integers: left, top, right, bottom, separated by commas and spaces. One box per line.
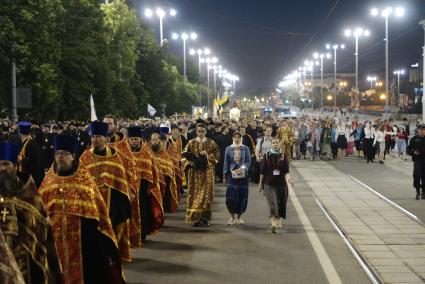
227, 217, 235, 226
270, 218, 277, 233
237, 218, 245, 225
277, 218, 283, 229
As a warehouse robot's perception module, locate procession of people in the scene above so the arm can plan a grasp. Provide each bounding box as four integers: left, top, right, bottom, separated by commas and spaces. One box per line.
0, 108, 422, 283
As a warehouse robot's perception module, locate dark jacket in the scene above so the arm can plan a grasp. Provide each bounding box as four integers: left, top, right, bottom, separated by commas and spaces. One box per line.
407, 135, 425, 162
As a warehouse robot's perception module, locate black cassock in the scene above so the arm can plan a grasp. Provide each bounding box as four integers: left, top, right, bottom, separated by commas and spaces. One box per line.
18, 137, 45, 188
81, 219, 125, 284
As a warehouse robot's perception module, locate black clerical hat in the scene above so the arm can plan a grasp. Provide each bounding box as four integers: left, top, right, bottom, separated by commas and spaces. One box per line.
89, 121, 108, 136
54, 135, 78, 154
127, 126, 143, 138
17, 121, 32, 135
0, 142, 19, 164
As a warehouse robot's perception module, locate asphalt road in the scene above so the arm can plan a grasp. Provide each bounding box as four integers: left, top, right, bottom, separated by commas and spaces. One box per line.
124, 170, 370, 284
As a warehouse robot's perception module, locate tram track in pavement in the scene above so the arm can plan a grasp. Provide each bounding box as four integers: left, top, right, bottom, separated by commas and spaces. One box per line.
291, 164, 381, 284
293, 157, 425, 283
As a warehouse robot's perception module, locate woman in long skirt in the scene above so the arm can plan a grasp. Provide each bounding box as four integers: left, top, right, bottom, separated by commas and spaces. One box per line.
258, 138, 294, 233
223, 131, 251, 225
336, 122, 348, 160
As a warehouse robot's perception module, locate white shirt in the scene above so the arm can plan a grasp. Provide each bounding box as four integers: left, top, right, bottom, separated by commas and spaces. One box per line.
374, 130, 385, 144
364, 127, 375, 139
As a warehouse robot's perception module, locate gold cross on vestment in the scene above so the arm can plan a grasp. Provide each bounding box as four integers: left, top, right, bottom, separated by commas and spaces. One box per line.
1, 207, 10, 222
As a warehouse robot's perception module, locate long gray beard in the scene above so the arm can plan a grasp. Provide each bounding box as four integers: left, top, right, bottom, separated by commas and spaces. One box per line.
0, 172, 18, 197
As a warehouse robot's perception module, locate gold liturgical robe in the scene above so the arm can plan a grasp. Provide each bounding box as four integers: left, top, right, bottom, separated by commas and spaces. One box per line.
181, 138, 219, 223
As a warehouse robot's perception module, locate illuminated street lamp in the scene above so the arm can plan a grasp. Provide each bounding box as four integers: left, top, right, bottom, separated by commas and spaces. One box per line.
189, 48, 210, 106
367, 76, 377, 90
313, 52, 331, 109
371, 6, 405, 108
145, 7, 177, 47
344, 27, 370, 90
172, 32, 197, 78
326, 43, 345, 107
393, 69, 405, 104
203, 56, 218, 111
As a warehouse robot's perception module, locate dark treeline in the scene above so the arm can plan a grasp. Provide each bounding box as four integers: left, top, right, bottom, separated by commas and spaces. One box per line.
0, 0, 207, 121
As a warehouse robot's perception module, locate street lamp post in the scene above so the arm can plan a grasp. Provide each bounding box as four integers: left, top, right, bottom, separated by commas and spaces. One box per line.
371, 6, 405, 108
420, 19, 425, 122
190, 48, 210, 106
304, 60, 319, 109
313, 52, 331, 109
172, 32, 197, 78
145, 8, 177, 47
326, 43, 345, 108
367, 76, 377, 90
345, 28, 370, 90
205, 56, 218, 112
393, 69, 405, 106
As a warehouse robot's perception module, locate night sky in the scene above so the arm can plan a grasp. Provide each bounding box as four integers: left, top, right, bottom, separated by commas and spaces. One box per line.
136, 0, 425, 93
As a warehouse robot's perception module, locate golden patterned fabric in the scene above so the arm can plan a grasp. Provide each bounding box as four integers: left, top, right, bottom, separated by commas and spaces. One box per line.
0, 178, 62, 284
277, 126, 295, 160
151, 147, 178, 213
39, 166, 118, 283
0, 229, 25, 284
181, 138, 219, 223
132, 145, 164, 240
79, 147, 131, 262
108, 138, 138, 194
168, 138, 183, 179
79, 147, 129, 199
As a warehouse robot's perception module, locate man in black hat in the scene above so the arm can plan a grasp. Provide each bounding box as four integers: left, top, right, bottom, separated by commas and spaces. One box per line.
14, 121, 44, 187
0, 142, 62, 283
79, 121, 132, 262
127, 127, 164, 243
407, 124, 425, 199
39, 135, 125, 284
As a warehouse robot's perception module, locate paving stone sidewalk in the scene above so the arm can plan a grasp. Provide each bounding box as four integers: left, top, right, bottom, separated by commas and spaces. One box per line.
292, 160, 425, 284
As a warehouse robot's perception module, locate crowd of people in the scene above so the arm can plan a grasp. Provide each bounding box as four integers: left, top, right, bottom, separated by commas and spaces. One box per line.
0, 111, 423, 283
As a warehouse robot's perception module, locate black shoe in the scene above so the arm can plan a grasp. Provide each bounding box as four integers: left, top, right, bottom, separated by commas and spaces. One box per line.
379, 161, 384, 164
416, 194, 420, 200
422, 194, 425, 200
201, 219, 210, 227
193, 221, 202, 227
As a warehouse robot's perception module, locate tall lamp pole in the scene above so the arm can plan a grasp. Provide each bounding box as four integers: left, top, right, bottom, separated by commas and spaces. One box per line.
144, 8, 177, 47
344, 28, 370, 90
313, 52, 331, 109
172, 32, 197, 78
326, 43, 345, 108
371, 6, 405, 108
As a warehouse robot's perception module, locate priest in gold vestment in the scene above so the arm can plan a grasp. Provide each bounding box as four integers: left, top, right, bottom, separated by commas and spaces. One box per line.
181, 123, 219, 226
79, 121, 132, 263
39, 134, 125, 284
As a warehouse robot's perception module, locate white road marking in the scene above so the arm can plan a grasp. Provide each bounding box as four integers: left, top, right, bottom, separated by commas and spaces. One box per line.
288, 183, 343, 284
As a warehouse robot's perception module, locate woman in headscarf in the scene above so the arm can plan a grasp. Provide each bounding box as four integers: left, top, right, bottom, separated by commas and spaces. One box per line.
223, 132, 251, 225
258, 138, 293, 233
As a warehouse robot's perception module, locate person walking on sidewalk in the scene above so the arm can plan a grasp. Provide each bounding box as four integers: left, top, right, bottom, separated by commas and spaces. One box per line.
223, 132, 251, 225
373, 124, 386, 164
407, 124, 425, 199
363, 121, 376, 163
258, 138, 293, 233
